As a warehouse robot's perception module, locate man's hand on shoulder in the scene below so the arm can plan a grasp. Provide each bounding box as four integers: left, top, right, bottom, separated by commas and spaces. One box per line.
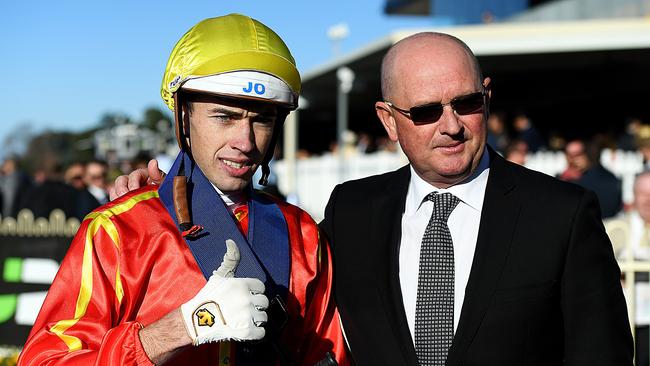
109, 159, 166, 200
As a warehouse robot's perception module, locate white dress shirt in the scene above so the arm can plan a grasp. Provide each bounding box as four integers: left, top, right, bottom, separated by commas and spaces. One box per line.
210, 183, 247, 212
399, 151, 490, 342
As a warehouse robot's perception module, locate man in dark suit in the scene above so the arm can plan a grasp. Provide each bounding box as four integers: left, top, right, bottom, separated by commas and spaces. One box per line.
319, 33, 632, 365
111, 32, 633, 365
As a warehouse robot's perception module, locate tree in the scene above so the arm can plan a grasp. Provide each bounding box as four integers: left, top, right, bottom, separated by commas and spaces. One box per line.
98, 112, 131, 128
21, 130, 93, 174
141, 106, 172, 132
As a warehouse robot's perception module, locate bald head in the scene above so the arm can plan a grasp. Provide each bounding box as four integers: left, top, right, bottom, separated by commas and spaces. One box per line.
635, 171, 650, 223
635, 171, 650, 196
380, 32, 483, 102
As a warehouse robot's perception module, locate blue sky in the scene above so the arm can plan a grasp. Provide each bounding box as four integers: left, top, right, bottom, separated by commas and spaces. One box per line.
0, 0, 435, 157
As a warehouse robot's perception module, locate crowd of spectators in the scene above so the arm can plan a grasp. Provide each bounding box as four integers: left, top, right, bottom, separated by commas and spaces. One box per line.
486, 113, 650, 221
0, 154, 153, 221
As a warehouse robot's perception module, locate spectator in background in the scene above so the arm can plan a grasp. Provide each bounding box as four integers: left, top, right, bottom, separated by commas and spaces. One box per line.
503, 139, 528, 166
618, 117, 642, 151
296, 149, 311, 159
376, 135, 398, 153
83, 160, 108, 205
18, 158, 79, 220
512, 112, 545, 153
635, 125, 650, 170
330, 130, 359, 157
64, 162, 86, 190
606, 171, 650, 259
356, 132, 377, 154
0, 156, 33, 218
65, 162, 103, 218
486, 111, 509, 153
546, 130, 566, 152
573, 139, 623, 219
132, 152, 154, 170
558, 139, 589, 182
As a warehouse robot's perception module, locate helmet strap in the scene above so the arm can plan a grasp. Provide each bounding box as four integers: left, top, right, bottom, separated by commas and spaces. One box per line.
173, 92, 189, 151
258, 108, 289, 186
172, 151, 191, 231
172, 95, 194, 232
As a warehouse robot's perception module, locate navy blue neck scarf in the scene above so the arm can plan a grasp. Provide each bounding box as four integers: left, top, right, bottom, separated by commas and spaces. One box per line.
158, 152, 290, 301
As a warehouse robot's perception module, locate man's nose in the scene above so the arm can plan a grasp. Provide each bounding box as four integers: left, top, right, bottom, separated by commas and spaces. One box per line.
437, 106, 463, 136
230, 120, 254, 152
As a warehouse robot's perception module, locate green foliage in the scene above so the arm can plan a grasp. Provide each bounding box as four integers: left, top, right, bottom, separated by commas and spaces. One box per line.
141, 106, 172, 131
98, 112, 131, 128
21, 131, 93, 175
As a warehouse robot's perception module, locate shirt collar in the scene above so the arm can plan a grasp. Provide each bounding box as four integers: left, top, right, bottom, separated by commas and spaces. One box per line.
210, 182, 247, 209
405, 149, 491, 215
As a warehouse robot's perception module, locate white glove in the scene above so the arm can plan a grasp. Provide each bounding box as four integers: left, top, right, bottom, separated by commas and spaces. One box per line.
181, 239, 269, 345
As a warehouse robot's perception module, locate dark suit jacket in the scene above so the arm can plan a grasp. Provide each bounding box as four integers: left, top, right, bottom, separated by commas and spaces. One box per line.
321, 149, 632, 366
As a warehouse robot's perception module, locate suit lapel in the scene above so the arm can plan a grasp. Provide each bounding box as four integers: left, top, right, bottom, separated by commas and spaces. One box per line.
446, 149, 521, 366
370, 166, 420, 365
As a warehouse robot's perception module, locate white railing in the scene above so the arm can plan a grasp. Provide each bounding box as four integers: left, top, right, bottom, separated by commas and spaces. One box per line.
275, 150, 408, 221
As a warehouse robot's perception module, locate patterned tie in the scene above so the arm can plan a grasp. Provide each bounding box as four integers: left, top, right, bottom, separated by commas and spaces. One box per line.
414, 192, 460, 365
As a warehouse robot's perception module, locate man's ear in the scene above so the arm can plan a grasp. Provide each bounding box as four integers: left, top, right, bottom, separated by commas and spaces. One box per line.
376, 101, 399, 142
483, 77, 492, 118
483, 77, 492, 100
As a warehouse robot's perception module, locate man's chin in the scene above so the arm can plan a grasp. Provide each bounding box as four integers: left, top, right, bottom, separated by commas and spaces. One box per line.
437, 165, 474, 184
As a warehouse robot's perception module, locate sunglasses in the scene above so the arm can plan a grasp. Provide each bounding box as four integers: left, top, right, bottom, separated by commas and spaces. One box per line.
385, 90, 487, 125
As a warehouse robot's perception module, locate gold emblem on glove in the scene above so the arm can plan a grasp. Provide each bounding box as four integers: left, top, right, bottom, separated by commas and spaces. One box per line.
193, 301, 227, 330
196, 308, 216, 327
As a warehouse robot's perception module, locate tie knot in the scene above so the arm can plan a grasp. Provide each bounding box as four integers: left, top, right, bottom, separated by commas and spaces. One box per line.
424, 192, 460, 221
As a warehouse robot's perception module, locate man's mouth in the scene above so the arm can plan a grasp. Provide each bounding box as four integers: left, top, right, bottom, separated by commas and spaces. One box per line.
436, 141, 465, 151
221, 158, 252, 169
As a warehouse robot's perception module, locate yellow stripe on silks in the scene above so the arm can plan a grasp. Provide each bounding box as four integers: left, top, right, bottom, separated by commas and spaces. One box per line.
101, 219, 120, 248
50, 218, 100, 351
51, 190, 159, 351
99, 219, 124, 303
49, 320, 84, 351
76, 219, 99, 319
115, 263, 124, 303
219, 341, 232, 366
84, 191, 159, 222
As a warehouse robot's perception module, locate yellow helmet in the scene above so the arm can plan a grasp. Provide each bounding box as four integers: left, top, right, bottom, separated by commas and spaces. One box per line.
161, 14, 300, 111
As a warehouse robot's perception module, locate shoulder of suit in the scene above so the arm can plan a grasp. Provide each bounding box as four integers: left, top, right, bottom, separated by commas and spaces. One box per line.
336, 165, 409, 192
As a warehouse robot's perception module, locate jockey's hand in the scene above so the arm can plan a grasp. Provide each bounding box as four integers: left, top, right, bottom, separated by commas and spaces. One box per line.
180, 240, 268, 345
109, 159, 165, 200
